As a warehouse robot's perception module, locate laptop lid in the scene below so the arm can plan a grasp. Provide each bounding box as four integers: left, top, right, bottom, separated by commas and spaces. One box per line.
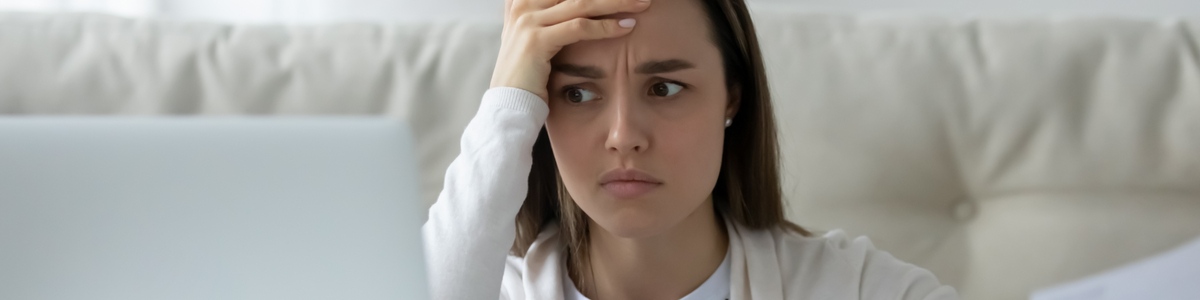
0, 118, 427, 300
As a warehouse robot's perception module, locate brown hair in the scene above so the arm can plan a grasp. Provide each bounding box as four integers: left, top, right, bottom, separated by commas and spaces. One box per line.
511, 0, 809, 293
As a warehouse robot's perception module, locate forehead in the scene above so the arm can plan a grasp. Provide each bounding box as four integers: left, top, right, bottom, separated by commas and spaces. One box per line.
553, 0, 719, 67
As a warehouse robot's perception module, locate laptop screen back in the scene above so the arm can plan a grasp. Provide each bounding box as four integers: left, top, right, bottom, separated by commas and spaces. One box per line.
0, 118, 427, 300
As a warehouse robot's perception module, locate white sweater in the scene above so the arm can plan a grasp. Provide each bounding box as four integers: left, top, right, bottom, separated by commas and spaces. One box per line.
423, 87, 961, 300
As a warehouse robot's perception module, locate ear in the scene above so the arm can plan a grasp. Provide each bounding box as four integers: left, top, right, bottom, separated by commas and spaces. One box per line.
725, 83, 741, 120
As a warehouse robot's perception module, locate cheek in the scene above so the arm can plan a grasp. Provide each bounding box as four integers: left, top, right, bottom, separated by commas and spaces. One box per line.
656, 115, 726, 197
658, 91, 731, 182
544, 112, 600, 195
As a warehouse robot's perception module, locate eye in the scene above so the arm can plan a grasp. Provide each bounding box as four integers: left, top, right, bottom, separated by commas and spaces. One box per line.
649, 81, 684, 97
564, 86, 598, 103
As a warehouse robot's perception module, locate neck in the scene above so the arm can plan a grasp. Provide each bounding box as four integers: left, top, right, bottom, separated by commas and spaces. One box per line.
579, 197, 728, 300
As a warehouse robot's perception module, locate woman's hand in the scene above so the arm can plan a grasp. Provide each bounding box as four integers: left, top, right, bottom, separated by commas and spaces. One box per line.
490, 0, 651, 102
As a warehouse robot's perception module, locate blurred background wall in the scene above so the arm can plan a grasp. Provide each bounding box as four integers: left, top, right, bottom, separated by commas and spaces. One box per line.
1, 0, 1198, 23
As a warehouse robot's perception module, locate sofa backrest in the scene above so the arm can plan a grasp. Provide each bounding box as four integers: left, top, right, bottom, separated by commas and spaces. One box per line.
2, 12, 1197, 300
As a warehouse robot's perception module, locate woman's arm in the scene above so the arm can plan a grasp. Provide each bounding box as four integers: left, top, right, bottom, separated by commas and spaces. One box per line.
422, 87, 547, 300
423, 0, 649, 297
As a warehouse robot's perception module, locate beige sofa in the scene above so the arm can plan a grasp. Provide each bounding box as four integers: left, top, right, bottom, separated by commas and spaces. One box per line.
1, 12, 1197, 300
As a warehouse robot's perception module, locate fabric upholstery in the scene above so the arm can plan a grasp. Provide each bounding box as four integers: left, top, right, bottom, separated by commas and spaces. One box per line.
1, 12, 1197, 300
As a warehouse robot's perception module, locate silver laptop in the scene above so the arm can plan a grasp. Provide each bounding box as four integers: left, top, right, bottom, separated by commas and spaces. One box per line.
0, 118, 428, 300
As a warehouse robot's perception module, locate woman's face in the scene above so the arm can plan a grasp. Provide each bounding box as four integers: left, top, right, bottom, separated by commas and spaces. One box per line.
546, 0, 733, 239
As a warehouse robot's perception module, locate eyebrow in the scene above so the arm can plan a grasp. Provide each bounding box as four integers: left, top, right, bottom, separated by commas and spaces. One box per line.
551, 59, 696, 79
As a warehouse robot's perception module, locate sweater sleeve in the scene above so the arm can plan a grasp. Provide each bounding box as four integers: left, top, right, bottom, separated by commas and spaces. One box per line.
422, 87, 548, 300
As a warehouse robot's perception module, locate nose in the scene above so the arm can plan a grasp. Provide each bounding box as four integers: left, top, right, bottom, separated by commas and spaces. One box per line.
603, 91, 650, 155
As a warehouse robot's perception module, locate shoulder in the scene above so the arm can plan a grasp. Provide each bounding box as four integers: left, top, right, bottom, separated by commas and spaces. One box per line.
762, 227, 960, 300
500, 224, 566, 299
501, 224, 562, 278
501, 254, 526, 299
771, 228, 890, 269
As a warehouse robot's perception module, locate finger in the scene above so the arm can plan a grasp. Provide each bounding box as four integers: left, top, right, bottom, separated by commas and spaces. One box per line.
510, 0, 562, 14
541, 17, 636, 47
505, 0, 514, 24
534, 0, 650, 26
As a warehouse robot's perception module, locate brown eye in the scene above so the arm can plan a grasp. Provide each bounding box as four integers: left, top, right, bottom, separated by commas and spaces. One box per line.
564, 87, 597, 103
649, 82, 684, 97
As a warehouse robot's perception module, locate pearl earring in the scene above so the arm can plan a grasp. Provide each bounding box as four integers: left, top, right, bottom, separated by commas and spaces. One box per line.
724, 118, 732, 128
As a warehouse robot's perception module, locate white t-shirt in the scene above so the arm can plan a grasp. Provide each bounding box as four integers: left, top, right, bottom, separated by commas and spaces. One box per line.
564, 251, 732, 300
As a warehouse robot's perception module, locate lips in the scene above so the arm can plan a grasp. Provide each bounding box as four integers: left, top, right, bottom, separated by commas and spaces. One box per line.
599, 169, 662, 199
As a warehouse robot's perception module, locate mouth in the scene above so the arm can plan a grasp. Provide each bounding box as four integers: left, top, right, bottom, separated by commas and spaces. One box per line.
599, 168, 663, 199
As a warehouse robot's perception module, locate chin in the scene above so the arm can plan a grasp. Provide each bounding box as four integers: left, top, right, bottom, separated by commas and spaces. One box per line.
590, 208, 679, 239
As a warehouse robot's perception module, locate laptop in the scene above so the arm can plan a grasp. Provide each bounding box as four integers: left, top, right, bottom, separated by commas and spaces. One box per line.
0, 118, 428, 300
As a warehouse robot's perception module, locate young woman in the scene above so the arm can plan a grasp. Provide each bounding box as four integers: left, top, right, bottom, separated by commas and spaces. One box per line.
423, 0, 961, 298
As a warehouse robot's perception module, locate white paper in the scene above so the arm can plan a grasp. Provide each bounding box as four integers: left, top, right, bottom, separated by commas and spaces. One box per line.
1030, 235, 1200, 300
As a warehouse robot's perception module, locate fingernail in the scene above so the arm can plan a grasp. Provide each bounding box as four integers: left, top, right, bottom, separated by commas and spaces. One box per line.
618, 18, 636, 28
